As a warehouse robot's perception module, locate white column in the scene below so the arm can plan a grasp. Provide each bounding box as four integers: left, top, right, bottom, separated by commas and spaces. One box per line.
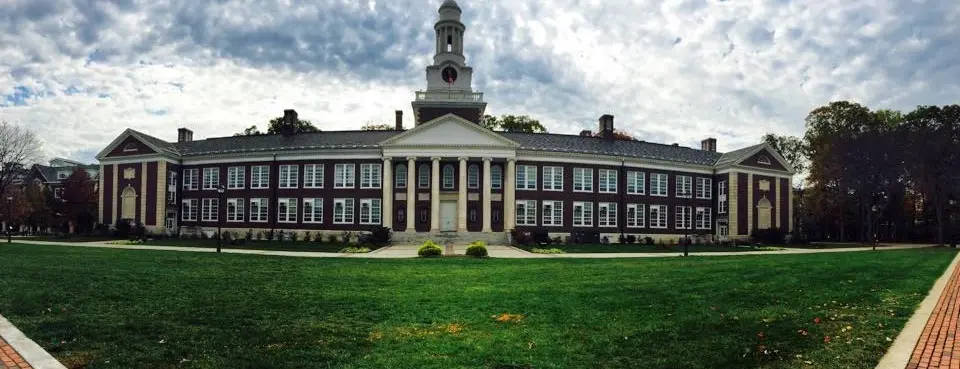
482, 157, 492, 232
430, 157, 441, 232
775, 176, 781, 230
504, 158, 516, 230
406, 157, 416, 231
382, 158, 393, 230
788, 177, 795, 233
457, 157, 468, 232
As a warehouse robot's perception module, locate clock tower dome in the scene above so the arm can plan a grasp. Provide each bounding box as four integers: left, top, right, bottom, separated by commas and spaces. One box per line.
412, 0, 487, 126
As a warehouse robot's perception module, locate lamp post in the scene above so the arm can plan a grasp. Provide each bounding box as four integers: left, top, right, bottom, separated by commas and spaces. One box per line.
871, 204, 879, 250
216, 184, 225, 253
6, 196, 12, 243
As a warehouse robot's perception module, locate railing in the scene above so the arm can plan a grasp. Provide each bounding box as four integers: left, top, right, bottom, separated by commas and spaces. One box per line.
415, 90, 484, 102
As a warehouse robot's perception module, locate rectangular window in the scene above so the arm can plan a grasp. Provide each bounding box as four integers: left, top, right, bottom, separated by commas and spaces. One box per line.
395, 165, 407, 189
201, 198, 218, 221
598, 169, 618, 193
598, 202, 617, 227
627, 171, 645, 195
250, 165, 269, 189
304, 164, 324, 188
627, 204, 645, 228
515, 200, 537, 226
202, 168, 219, 190
676, 176, 693, 198
573, 168, 593, 192
183, 169, 198, 191
226, 198, 244, 222
675, 206, 692, 229
360, 163, 382, 189
277, 198, 297, 223
696, 207, 712, 229
303, 198, 323, 223
278, 165, 299, 189
572, 201, 594, 227
696, 177, 712, 199
335, 164, 356, 188
359, 198, 382, 224
542, 166, 563, 191
542, 200, 563, 226
718, 181, 728, 214
167, 174, 177, 203
181, 199, 198, 221
650, 205, 667, 229
227, 167, 244, 189
54, 187, 63, 199
516, 165, 537, 190
333, 198, 355, 224
467, 165, 479, 189
442, 165, 455, 189
249, 198, 268, 222
650, 173, 668, 197
418, 164, 430, 189
491, 166, 502, 190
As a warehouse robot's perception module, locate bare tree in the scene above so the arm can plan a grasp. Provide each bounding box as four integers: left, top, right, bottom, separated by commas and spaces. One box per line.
0, 119, 42, 200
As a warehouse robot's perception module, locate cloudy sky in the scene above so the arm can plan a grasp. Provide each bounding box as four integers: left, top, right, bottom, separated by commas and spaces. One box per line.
1, 0, 959, 166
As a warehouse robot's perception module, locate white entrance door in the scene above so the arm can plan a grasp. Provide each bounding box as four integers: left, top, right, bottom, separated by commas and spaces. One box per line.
440, 201, 457, 231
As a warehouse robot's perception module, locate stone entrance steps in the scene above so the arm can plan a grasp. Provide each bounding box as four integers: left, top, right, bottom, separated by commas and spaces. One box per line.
392, 231, 509, 246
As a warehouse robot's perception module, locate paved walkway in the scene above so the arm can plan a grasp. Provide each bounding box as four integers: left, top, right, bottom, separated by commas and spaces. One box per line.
1, 337, 31, 369
0, 316, 66, 369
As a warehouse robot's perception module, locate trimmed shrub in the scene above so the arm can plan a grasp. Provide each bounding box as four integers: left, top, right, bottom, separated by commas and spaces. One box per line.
626, 235, 637, 244
291, 232, 299, 242
265, 230, 275, 241
367, 226, 392, 246
303, 231, 311, 243
114, 221, 132, 239
466, 241, 488, 258
255, 231, 263, 241
751, 229, 786, 245
326, 234, 338, 244
418, 240, 443, 257
245, 229, 254, 240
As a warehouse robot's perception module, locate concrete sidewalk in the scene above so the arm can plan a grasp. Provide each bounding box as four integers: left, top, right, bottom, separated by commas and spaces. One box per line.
0, 315, 67, 369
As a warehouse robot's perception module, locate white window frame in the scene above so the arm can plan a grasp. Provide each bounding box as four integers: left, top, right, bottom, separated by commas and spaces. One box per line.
359, 198, 382, 225
303, 198, 323, 223
250, 165, 270, 189
227, 167, 244, 189
226, 198, 244, 222
278, 165, 299, 189
718, 181, 728, 214
335, 164, 356, 189
249, 198, 268, 222
442, 164, 455, 189
758, 155, 772, 165
573, 168, 593, 192
304, 164, 324, 189
183, 169, 199, 191
542, 166, 563, 191
491, 165, 503, 190
277, 198, 297, 223
676, 176, 693, 198
418, 164, 430, 189
627, 171, 645, 195
395, 164, 407, 189
696, 207, 712, 230
468, 165, 480, 189
696, 177, 712, 199
675, 206, 692, 230
598, 202, 617, 227
650, 173, 668, 197
649, 204, 667, 229
202, 168, 219, 190
542, 200, 563, 226
333, 198, 355, 224
598, 169, 618, 193
573, 201, 594, 227
627, 203, 645, 228
181, 199, 198, 221
167, 173, 177, 202
360, 163, 382, 189
515, 200, 537, 226
201, 198, 218, 222
516, 165, 537, 191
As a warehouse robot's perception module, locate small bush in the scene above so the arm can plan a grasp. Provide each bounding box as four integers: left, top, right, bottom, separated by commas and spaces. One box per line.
266, 230, 275, 241
466, 241, 488, 258
255, 231, 263, 241
626, 235, 637, 244
291, 232, 299, 242
303, 231, 311, 243
113, 221, 132, 239
326, 234, 338, 244
510, 229, 533, 246
339, 247, 372, 253
367, 226, 392, 246
752, 229, 786, 245
245, 229, 254, 240
222, 232, 232, 242
200, 231, 209, 240
418, 241, 443, 257
314, 232, 324, 243
644, 236, 654, 245
531, 248, 565, 254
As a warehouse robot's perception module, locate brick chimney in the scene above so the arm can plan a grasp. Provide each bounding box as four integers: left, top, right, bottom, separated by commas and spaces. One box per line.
177, 128, 193, 143
598, 114, 614, 141
701, 137, 717, 152
395, 110, 403, 130
281, 109, 297, 136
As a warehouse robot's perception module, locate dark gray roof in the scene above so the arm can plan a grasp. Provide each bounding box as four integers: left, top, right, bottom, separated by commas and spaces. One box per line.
32, 164, 99, 184
500, 132, 723, 166
129, 129, 180, 155
174, 131, 402, 156
715, 143, 764, 167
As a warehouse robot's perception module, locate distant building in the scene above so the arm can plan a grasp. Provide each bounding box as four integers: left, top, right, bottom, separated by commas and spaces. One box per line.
30, 158, 100, 199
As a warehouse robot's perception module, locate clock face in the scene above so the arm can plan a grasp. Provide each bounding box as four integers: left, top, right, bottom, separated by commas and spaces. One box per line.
441, 66, 458, 84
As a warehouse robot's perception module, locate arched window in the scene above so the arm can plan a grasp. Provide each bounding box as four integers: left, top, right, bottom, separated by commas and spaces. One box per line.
442, 164, 455, 189
418, 164, 430, 188
468, 164, 479, 189
395, 164, 407, 188
123, 143, 137, 152
757, 155, 771, 165
491, 165, 503, 190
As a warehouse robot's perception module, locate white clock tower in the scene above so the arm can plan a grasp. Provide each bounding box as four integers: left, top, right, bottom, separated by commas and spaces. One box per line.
412, 0, 487, 126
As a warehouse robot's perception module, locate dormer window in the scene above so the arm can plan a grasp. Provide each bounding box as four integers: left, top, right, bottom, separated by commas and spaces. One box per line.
57, 172, 68, 180
757, 155, 771, 165
123, 143, 138, 152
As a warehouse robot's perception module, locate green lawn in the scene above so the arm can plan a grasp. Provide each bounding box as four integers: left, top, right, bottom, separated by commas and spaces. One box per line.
525, 243, 782, 253
0, 244, 954, 369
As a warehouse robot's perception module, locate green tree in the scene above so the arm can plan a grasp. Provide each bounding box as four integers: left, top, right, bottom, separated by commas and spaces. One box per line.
267, 116, 320, 134
61, 167, 97, 234
761, 134, 806, 174
901, 105, 960, 246
361, 123, 394, 131
234, 125, 263, 136
481, 114, 547, 133
592, 129, 637, 140
23, 183, 53, 233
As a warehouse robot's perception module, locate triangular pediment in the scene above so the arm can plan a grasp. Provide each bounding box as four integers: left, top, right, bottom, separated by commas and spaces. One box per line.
734, 144, 795, 174
96, 129, 172, 161
380, 114, 519, 148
